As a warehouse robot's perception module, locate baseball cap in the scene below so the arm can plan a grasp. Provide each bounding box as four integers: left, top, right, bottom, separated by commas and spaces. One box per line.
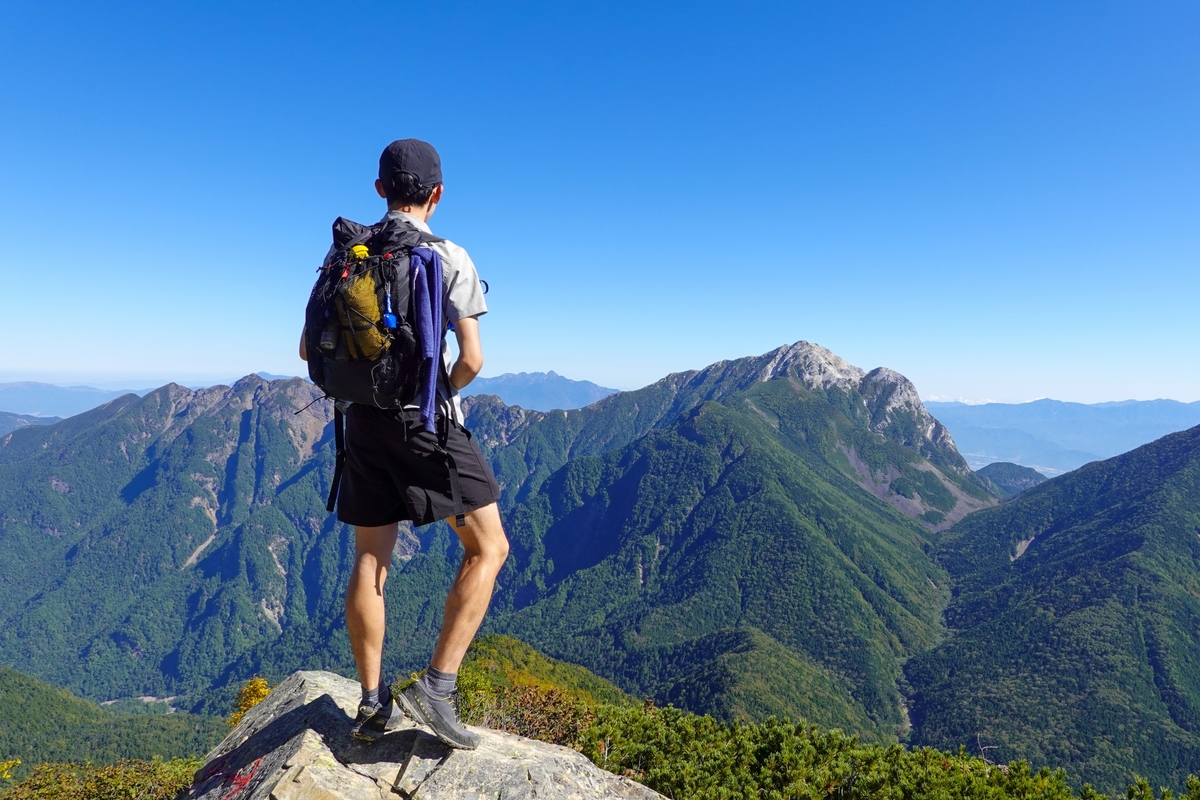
379, 139, 442, 191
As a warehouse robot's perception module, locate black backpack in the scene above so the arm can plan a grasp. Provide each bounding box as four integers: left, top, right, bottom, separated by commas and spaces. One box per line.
304, 215, 456, 515
304, 215, 444, 408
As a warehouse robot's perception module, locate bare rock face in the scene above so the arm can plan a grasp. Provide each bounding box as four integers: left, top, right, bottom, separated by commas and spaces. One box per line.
186, 670, 663, 800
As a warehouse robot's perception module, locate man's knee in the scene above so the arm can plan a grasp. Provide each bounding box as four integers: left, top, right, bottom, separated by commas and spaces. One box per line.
487, 533, 510, 564
471, 528, 509, 566
456, 506, 509, 565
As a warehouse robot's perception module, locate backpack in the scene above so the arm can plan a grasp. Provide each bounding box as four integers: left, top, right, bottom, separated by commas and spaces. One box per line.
304, 215, 444, 408
304, 215, 465, 519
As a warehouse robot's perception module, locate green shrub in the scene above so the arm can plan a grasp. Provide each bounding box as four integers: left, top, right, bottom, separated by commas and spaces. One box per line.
2, 758, 197, 800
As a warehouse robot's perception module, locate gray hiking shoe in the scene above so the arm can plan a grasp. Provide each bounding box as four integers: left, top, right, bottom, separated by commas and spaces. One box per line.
397, 681, 480, 750
350, 696, 403, 742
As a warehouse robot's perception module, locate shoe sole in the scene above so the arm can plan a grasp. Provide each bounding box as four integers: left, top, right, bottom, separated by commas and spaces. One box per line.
398, 686, 479, 750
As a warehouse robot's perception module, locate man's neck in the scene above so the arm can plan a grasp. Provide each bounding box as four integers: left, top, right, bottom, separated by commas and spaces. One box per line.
389, 202, 435, 222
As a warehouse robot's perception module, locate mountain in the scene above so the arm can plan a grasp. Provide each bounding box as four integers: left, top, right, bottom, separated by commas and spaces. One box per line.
465, 343, 994, 527
0, 343, 992, 737
7, 344, 1200, 789
927, 399, 1200, 475
460, 370, 617, 411
975, 461, 1048, 497
0, 411, 59, 437
0, 381, 141, 418
905, 424, 1200, 794
0, 665, 224, 783
451, 342, 998, 738
0, 376, 346, 711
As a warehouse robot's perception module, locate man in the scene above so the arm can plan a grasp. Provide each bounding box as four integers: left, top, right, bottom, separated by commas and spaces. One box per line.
300, 139, 509, 750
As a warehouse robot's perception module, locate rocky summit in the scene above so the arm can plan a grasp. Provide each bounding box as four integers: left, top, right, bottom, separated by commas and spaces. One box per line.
186, 670, 662, 800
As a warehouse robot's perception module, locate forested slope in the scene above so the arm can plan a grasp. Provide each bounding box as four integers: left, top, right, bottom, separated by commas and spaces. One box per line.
0, 377, 347, 707
483, 378, 957, 738
0, 666, 224, 784
906, 424, 1200, 794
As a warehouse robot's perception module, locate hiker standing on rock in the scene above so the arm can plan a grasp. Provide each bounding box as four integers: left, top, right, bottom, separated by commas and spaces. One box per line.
299, 139, 508, 749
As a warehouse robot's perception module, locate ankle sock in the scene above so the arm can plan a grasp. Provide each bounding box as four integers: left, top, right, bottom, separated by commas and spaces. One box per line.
362, 683, 391, 708
420, 666, 457, 698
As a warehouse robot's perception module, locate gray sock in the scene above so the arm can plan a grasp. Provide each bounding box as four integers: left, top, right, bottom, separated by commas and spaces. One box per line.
420, 666, 457, 698
361, 685, 380, 707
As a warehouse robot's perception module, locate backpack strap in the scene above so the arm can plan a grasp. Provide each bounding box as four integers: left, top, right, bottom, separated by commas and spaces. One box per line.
414, 230, 446, 245
325, 405, 347, 513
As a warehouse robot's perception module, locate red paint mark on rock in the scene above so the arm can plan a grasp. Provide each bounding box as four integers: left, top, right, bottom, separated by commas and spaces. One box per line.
219, 756, 264, 800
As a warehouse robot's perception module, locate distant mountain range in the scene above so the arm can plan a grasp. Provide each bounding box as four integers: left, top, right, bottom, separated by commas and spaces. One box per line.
927, 399, 1200, 475
0, 382, 139, 418
0, 344, 992, 733
460, 342, 994, 739
460, 371, 617, 411
0, 372, 607, 420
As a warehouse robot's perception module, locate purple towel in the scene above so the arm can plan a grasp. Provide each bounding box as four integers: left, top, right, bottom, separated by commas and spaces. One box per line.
409, 247, 443, 434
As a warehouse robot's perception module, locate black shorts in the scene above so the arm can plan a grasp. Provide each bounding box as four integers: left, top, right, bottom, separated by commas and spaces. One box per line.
336, 405, 501, 528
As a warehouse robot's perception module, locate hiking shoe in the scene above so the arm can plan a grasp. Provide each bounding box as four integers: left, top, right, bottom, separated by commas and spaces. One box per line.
396, 681, 480, 750
350, 696, 403, 742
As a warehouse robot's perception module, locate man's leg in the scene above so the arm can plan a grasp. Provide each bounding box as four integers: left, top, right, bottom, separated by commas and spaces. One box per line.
345, 523, 399, 692
431, 502, 510, 673
397, 502, 508, 749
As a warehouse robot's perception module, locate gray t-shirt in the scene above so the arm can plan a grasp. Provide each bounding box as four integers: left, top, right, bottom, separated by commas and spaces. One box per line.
382, 210, 487, 422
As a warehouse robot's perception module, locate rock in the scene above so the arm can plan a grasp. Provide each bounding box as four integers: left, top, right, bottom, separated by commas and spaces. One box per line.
186, 671, 664, 800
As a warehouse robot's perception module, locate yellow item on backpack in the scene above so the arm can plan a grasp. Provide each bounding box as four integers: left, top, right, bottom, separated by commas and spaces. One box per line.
335, 271, 387, 360
350, 244, 370, 260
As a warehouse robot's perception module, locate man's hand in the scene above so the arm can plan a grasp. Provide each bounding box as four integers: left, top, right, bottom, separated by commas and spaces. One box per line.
449, 316, 483, 390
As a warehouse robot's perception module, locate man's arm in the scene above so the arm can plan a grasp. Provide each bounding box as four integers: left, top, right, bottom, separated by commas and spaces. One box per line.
449, 316, 483, 390
299, 327, 308, 361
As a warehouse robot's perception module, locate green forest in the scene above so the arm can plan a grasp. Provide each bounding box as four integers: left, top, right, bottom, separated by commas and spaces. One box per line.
0, 666, 224, 786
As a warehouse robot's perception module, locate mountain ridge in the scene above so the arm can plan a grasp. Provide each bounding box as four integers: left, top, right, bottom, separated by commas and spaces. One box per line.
466, 341, 991, 528
0, 342, 984, 726
0, 410, 60, 437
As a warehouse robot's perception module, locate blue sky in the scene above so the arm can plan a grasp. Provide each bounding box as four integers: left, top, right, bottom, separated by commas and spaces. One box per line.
0, 1, 1196, 402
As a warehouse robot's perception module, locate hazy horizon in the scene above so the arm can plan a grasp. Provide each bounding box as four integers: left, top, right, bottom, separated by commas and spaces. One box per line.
2, 366, 1197, 407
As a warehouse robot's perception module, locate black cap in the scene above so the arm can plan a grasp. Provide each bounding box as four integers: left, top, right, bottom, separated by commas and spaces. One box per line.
379, 139, 442, 191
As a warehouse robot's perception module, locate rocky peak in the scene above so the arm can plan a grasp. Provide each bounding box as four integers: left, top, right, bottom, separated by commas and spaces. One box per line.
766, 341, 867, 390
860, 367, 936, 433
187, 670, 662, 800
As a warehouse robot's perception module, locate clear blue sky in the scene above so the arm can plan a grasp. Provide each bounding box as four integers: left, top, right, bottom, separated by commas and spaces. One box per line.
0, 1, 1196, 402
